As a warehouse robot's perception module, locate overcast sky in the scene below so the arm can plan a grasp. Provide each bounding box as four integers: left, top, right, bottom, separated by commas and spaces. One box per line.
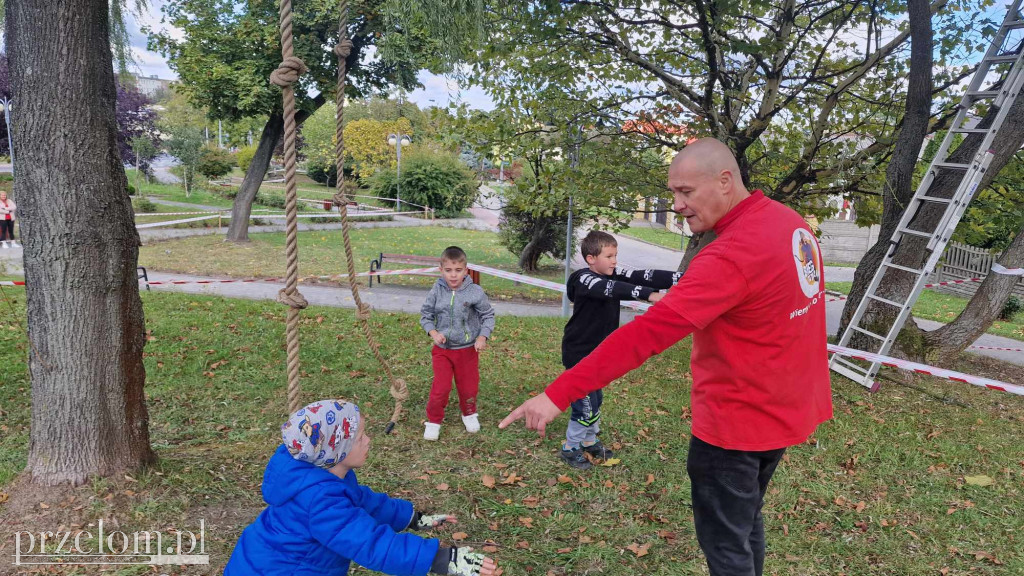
130, 0, 495, 111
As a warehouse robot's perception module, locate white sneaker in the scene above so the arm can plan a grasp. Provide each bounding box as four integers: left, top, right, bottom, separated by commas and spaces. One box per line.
10, 241, 19, 248
1, 241, 8, 249
462, 413, 480, 434
423, 422, 441, 441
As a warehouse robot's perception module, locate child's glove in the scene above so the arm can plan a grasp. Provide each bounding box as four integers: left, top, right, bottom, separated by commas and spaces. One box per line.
412, 512, 454, 530
447, 548, 488, 576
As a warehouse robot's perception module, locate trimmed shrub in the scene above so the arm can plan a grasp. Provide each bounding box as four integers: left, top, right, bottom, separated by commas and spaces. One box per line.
1001, 295, 1022, 321
197, 146, 235, 179
236, 145, 259, 173
132, 196, 158, 213
367, 149, 478, 218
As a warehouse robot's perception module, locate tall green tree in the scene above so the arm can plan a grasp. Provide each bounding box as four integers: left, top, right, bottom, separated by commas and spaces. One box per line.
8, 0, 154, 486
468, 0, 991, 269
148, 0, 470, 242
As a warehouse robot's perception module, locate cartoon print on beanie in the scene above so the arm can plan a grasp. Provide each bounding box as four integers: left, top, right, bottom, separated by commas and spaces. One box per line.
282, 399, 361, 468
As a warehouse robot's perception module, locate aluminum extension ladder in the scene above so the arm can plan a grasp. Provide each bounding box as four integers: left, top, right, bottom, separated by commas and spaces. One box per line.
830, 0, 1024, 389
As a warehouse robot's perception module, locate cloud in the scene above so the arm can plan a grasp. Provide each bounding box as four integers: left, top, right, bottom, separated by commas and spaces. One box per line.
406, 72, 494, 111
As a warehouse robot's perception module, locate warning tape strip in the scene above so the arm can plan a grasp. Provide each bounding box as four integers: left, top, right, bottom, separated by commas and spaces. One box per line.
134, 209, 430, 230
826, 343, 1023, 396
7, 266, 1022, 392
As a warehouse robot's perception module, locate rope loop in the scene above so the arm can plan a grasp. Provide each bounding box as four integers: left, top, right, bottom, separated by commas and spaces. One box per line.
390, 377, 409, 402
334, 39, 355, 59
270, 56, 307, 87
277, 288, 309, 310
331, 191, 350, 207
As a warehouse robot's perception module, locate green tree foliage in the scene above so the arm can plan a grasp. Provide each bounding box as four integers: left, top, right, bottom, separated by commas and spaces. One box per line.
148, 0, 426, 127
163, 124, 205, 197
197, 146, 235, 179
344, 117, 413, 179
469, 0, 994, 224
367, 148, 479, 217
236, 145, 259, 173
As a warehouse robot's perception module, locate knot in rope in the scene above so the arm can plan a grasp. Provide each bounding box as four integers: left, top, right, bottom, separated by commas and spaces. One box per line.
389, 377, 409, 402
334, 39, 355, 59
356, 302, 372, 320
331, 190, 350, 207
270, 56, 307, 87
277, 288, 309, 310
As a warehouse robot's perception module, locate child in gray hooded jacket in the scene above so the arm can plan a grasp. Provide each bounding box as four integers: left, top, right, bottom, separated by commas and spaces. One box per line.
419, 246, 496, 441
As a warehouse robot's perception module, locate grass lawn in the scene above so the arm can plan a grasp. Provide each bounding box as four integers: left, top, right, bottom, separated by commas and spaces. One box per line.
617, 224, 687, 251
139, 227, 567, 303
0, 291, 1021, 575
826, 281, 1024, 342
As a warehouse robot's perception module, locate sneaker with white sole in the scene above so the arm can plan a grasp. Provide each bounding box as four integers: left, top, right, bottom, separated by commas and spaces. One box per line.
10, 241, 19, 248
1, 242, 8, 249
461, 413, 480, 434
423, 422, 441, 441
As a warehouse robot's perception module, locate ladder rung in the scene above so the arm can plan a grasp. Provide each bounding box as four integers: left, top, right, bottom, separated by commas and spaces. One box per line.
984, 53, 1022, 63
884, 262, 926, 274
967, 90, 1000, 99
867, 294, 905, 308
916, 195, 952, 204
898, 227, 933, 238
933, 162, 971, 170
852, 326, 888, 341
952, 128, 990, 134
830, 359, 874, 384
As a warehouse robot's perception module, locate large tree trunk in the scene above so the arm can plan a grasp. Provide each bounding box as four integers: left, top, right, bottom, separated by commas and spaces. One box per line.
519, 223, 552, 272
225, 111, 284, 242
9, 0, 155, 486
226, 95, 325, 242
677, 230, 717, 273
838, 0, 933, 352
924, 227, 1024, 357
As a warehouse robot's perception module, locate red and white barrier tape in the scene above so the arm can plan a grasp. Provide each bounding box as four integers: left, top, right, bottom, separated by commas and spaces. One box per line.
967, 344, 1024, 352
827, 343, 1023, 396
0, 280, 25, 286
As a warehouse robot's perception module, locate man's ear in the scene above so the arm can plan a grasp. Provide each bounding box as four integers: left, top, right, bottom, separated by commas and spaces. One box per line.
719, 168, 733, 193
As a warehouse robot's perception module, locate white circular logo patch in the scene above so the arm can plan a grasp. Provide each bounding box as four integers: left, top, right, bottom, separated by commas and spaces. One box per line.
792, 228, 821, 298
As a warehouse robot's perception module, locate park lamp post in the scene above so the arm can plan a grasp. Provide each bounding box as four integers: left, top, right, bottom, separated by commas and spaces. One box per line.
0, 97, 14, 172
387, 133, 411, 211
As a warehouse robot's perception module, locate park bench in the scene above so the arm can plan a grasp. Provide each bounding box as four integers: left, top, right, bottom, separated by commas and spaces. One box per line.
368, 253, 480, 288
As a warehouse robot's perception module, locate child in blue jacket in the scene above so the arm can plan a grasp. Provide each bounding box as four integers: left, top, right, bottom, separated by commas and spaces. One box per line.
225, 400, 498, 576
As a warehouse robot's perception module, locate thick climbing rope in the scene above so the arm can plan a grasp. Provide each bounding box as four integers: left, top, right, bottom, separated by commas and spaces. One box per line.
271, 0, 309, 413
331, 0, 408, 432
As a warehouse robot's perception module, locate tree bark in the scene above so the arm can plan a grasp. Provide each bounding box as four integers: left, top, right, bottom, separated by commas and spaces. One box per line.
225, 111, 284, 242
924, 227, 1024, 357
9, 0, 155, 486
226, 96, 325, 242
677, 230, 717, 273
838, 0, 933, 351
518, 222, 553, 272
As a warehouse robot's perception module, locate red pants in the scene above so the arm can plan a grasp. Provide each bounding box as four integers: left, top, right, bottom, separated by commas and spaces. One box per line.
426, 345, 479, 424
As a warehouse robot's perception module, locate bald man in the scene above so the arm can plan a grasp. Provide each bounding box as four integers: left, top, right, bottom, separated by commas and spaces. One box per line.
499, 139, 832, 576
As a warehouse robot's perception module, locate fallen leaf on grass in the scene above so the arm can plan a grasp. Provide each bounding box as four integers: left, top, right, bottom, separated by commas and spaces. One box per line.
625, 542, 650, 557
644, 474, 655, 486
39, 502, 49, 509
518, 517, 534, 528
482, 475, 496, 489
436, 483, 449, 491
522, 496, 540, 508
500, 472, 522, 484
965, 475, 994, 486
557, 475, 574, 484
557, 547, 572, 553
483, 545, 498, 553
600, 458, 621, 467
516, 541, 530, 549
452, 532, 468, 541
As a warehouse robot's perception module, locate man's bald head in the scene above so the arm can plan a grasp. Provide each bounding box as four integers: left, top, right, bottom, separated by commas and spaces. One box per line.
670, 138, 745, 189
667, 138, 750, 233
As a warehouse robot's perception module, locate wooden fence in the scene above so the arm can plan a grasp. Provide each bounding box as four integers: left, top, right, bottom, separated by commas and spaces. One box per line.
934, 241, 1024, 298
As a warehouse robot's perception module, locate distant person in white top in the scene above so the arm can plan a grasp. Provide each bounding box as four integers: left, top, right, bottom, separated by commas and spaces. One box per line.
0, 191, 18, 248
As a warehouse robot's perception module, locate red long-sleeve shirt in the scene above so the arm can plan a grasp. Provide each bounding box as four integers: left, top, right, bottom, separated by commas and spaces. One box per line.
545, 191, 833, 451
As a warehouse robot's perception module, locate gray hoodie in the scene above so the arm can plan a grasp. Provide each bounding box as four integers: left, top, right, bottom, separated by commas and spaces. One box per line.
419, 276, 495, 349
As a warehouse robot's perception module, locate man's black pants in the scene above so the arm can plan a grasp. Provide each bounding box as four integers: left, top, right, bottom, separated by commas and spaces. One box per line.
687, 435, 786, 576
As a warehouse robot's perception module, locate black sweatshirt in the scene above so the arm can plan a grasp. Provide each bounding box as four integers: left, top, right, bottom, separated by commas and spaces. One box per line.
561, 267, 681, 368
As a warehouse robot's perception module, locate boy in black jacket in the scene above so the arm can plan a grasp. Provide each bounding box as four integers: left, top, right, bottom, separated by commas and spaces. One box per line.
560, 230, 681, 469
